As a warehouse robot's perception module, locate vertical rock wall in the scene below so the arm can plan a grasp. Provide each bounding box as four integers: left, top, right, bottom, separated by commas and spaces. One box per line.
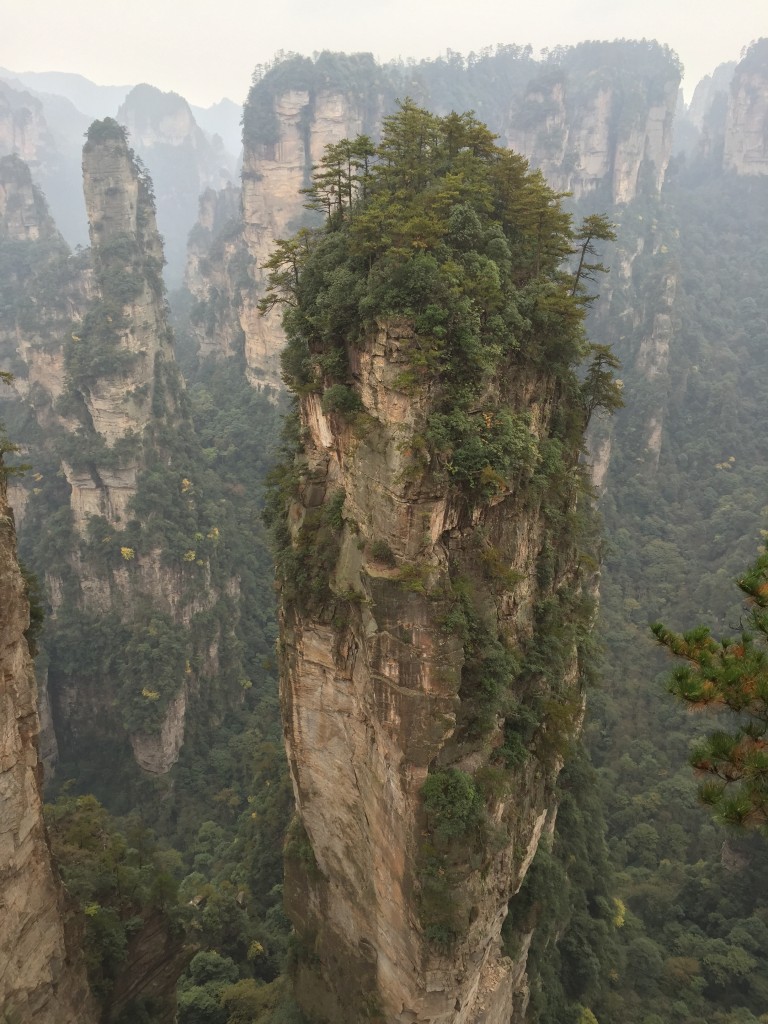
0, 467, 97, 1024
0, 130, 230, 777
503, 73, 679, 203
239, 89, 368, 386
280, 321, 591, 1023
724, 41, 768, 175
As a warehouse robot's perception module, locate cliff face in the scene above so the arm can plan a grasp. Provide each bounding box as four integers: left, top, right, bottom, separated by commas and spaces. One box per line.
185, 45, 681, 383
77, 118, 173, 449
44, 121, 221, 774
239, 88, 369, 386
0, 466, 97, 1024
0, 77, 90, 246
0, 154, 89, 454
184, 184, 246, 362
503, 69, 679, 203
281, 319, 590, 1023
587, 40, 768, 495
0, 125, 235, 778
117, 84, 236, 285
687, 62, 736, 131
271, 107, 603, 1021
0, 79, 54, 166
723, 40, 768, 175
0, 151, 58, 240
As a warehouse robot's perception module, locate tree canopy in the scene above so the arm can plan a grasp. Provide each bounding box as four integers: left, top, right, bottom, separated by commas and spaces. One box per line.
261, 100, 622, 477
653, 544, 768, 832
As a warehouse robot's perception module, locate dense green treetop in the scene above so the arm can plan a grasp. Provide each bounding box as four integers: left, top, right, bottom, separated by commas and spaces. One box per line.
262, 101, 620, 501
84, 116, 131, 147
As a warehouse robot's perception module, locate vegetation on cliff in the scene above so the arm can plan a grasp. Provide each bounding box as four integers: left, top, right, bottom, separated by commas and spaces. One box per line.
263, 101, 621, 1021
45, 790, 188, 1017
264, 100, 620, 475
7, 37, 766, 1024
1, 141, 297, 1023
583, 155, 768, 1021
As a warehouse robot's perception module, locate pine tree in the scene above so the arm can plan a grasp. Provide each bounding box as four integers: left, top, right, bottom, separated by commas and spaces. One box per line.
571, 213, 617, 300
652, 544, 768, 831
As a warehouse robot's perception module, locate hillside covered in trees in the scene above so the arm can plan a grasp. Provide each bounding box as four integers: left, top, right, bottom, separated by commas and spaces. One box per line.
1, 34, 767, 1024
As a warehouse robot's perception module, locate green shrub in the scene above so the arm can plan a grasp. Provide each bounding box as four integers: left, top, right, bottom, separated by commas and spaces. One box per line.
421, 768, 483, 841
323, 489, 346, 532
369, 539, 396, 567
321, 383, 363, 418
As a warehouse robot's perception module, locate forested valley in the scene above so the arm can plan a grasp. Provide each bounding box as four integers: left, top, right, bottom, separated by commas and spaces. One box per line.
1, 35, 767, 1024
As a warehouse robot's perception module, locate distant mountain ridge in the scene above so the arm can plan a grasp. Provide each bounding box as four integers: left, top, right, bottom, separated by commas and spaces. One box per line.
0, 68, 132, 118
0, 66, 243, 141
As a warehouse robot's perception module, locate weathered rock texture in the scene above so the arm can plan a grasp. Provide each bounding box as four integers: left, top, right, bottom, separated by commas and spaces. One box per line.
184, 184, 246, 361
79, 119, 174, 447
724, 40, 768, 175
280, 321, 591, 1023
503, 68, 678, 203
0, 151, 58, 241
0, 156, 88, 427
0, 465, 97, 1024
239, 88, 376, 386
0, 79, 54, 168
0, 126, 231, 777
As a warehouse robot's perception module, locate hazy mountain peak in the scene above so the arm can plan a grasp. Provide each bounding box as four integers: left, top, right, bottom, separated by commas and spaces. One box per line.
0, 68, 132, 119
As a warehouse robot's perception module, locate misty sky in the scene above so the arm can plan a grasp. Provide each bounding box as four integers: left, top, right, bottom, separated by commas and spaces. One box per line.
3, 0, 765, 107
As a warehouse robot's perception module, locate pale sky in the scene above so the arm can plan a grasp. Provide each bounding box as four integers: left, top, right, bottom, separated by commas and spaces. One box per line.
3, 0, 765, 107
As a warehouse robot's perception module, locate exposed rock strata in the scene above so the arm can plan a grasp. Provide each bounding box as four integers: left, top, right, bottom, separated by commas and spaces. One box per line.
503, 65, 679, 202
239, 89, 369, 386
184, 184, 246, 362
0, 128, 231, 777
0, 465, 97, 1024
281, 320, 590, 1023
723, 42, 768, 175
50, 120, 175, 527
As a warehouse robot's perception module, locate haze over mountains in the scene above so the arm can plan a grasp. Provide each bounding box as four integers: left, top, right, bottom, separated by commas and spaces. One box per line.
1, 35, 767, 1024
0, 67, 243, 279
